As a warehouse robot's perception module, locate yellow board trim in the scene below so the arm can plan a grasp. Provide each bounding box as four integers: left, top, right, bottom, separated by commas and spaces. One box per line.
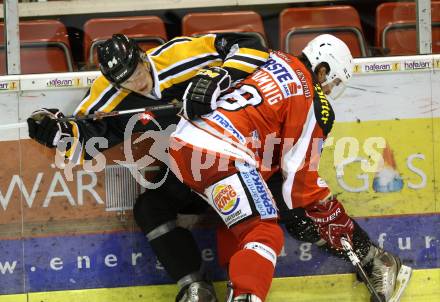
0, 295, 26, 302
2, 268, 437, 302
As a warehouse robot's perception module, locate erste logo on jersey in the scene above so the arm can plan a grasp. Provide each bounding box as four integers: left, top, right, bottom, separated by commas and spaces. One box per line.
212, 184, 240, 215
251, 54, 304, 105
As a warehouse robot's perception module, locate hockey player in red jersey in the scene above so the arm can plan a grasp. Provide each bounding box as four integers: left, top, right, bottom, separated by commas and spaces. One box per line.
169, 34, 412, 302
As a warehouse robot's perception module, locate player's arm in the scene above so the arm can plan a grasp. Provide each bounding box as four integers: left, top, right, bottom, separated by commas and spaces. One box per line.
182, 33, 269, 119
213, 32, 269, 81
27, 76, 168, 164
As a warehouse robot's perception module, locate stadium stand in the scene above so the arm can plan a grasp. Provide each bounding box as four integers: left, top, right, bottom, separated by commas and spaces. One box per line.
279, 5, 368, 57
182, 11, 267, 47
376, 1, 440, 55
0, 19, 73, 75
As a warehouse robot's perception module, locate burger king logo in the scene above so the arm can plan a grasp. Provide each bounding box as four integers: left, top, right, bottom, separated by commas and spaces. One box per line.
212, 184, 240, 215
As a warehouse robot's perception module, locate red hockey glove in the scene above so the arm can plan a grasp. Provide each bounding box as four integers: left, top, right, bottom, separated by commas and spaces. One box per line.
305, 198, 354, 250
183, 66, 231, 119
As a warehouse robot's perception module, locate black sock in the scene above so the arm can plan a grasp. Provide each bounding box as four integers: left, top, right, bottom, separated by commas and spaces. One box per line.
149, 227, 202, 281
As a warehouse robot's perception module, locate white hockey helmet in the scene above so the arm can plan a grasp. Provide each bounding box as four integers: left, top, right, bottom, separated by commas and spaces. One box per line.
302, 34, 354, 99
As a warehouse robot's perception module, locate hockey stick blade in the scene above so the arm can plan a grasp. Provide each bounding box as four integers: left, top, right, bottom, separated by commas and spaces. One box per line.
340, 237, 385, 302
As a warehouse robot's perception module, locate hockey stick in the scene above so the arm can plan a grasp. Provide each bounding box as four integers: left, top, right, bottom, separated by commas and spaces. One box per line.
347, 85, 387, 95
0, 102, 182, 130
340, 237, 384, 302
57, 102, 182, 122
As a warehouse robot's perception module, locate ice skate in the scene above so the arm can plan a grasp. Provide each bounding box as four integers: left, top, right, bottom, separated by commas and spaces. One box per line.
229, 294, 262, 302
176, 281, 218, 302
364, 248, 412, 302
225, 282, 262, 302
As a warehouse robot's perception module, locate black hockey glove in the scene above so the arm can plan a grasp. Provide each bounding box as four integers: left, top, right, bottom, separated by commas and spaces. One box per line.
27, 108, 73, 148
183, 67, 231, 119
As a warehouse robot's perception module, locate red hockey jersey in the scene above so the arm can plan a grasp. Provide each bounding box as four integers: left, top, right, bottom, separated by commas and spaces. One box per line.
171, 50, 334, 209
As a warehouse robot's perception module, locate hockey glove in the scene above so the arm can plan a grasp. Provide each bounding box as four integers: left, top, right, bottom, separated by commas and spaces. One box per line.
27, 108, 73, 148
183, 66, 231, 119
305, 198, 354, 250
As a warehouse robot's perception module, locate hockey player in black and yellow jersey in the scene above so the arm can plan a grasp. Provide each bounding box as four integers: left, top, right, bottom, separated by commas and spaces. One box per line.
27, 33, 269, 302
27, 33, 269, 163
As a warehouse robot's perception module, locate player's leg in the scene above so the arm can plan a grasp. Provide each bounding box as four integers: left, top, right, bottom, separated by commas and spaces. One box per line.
226, 218, 283, 302
169, 124, 283, 301
133, 168, 217, 302
203, 163, 284, 302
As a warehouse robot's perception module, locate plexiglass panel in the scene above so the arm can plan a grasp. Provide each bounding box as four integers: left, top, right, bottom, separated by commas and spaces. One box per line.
0, 1, 438, 302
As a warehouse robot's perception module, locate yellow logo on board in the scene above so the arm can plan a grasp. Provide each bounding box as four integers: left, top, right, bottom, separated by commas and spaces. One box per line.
0, 81, 18, 90
8, 81, 18, 90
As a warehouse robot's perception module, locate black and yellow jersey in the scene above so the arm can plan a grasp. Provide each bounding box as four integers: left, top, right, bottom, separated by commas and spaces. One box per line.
66, 33, 269, 163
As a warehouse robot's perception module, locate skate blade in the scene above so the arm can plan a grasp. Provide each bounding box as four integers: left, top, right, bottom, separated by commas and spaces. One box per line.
389, 265, 412, 302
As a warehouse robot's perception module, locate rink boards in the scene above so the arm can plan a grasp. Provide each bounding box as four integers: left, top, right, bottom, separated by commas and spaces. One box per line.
0, 214, 439, 299
0, 55, 439, 299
